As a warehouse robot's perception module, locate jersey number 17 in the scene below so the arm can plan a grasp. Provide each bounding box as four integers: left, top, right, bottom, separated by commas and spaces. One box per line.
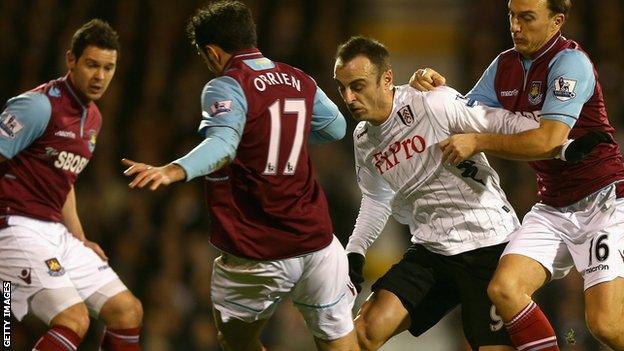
263, 98, 306, 176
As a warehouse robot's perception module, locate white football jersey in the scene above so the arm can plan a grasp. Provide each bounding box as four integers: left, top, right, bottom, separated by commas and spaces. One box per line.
346, 85, 540, 256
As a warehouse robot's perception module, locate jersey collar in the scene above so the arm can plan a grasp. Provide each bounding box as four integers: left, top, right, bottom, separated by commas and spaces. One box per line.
223, 48, 263, 73
62, 74, 90, 108
522, 31, 563, 62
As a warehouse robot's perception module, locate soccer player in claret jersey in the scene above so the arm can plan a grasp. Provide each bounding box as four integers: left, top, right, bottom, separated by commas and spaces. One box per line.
411, 1, 624, 350
122, 1, 359, 350
333, 36, 553, 351
0, 20, 143, 351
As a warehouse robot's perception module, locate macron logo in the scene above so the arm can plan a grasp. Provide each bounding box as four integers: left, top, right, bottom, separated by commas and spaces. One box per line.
500, 89, 519, 97
54, 130, 76, 139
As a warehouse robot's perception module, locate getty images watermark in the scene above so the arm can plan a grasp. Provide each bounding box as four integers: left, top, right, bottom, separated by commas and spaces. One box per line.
2, 281, 10, 349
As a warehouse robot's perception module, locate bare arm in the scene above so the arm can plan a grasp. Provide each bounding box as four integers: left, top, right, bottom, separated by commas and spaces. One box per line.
473, 119, 569, 160
61, 185, 85, 240
0, 155, 6, 163
61, 185, 107, 260
440, 119, 570, 164
122, 159, 187, 190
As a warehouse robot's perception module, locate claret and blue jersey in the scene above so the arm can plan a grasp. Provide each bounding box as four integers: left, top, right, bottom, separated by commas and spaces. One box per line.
0, 76, 101, 222
174, 49, 346, 260
467, 33, 624, 207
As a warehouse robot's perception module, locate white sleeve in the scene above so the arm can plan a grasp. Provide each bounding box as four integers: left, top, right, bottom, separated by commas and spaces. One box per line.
345, 142, 394, 256
425, 86, 540, 135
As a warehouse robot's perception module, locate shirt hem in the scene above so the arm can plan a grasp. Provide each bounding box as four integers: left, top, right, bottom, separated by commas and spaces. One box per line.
412, 235, 510, 256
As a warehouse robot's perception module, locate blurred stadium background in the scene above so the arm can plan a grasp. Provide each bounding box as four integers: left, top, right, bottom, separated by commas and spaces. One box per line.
1, 0, 623, 350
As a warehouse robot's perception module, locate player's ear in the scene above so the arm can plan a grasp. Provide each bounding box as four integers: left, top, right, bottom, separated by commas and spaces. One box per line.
553, 13, 565, 29
383, 69, 393, 89
205, 45, 218, 62
66, 50, 77, 70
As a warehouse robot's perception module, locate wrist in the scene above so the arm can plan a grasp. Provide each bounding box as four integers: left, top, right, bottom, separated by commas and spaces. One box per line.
472, 133, 485, 153
347, 252, 365, 267
165, 163, 187, 182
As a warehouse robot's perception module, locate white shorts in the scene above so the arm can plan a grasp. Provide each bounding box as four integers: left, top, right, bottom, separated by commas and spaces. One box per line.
503, 182, 624, 290
211, 235, 356, 341
0, 216, 124, 321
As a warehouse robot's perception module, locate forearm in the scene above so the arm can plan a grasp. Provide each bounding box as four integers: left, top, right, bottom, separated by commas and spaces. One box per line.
345, 196, 391, 256
174, 127, 238, 181
61, 186, 86, 241
475, 128, 563, 161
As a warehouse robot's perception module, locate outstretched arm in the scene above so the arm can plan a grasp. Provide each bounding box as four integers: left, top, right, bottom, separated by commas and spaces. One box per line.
122, 159, 187, 190
122, 123, 239, 189
123, 76, 246, 190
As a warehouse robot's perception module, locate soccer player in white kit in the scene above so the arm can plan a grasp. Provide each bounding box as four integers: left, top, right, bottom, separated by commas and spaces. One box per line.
332, 36, 554, 351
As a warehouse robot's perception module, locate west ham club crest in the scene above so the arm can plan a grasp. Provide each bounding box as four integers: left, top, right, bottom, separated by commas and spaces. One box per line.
528, 81, 543, 105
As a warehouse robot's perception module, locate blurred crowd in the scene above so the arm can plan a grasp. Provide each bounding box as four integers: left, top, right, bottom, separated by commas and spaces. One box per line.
1, 0, 623, 350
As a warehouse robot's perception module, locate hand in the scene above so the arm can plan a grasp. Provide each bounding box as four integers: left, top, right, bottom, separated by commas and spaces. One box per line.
563, 130, 615, 163
439, 134, 478, 165
347, 252, 365, 293
84, 240, 108, 261
121, 158, 186, 190
409, 67, 446, 91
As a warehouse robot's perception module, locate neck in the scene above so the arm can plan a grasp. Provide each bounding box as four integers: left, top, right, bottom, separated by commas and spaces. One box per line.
371, 86, 395, 125
216, 52, 232, 75
66, 73, 91, 105
524, 30, 561, 59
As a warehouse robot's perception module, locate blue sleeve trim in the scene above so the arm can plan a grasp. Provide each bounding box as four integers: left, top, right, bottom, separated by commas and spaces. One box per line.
540, 113, 576, 128
540, 112, 578, 120
0, 92, 51, 159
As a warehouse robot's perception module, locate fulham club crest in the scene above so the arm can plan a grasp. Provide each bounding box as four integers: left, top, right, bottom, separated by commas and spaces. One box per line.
528, 81, 543, 105
397, 105, 415, 126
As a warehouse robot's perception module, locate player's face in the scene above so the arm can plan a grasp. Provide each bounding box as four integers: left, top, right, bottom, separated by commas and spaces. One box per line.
67, 45, 117, 102
334, 55, 392, 124
508, 0, 564, 57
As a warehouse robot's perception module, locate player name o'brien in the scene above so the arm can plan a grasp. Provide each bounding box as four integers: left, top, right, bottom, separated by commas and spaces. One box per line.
253, 72, 301, 92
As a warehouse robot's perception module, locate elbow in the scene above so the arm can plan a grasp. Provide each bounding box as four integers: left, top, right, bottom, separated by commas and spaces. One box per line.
224, 145, 237, 165
334, 127, 347, 142
332, 113, 347, 141
332, 113, 347, 140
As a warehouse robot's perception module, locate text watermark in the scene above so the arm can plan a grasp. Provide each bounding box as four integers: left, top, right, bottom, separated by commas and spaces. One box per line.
2, 281, 11, 349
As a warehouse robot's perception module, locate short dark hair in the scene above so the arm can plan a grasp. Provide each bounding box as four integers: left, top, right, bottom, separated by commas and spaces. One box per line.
547, 0, 572, 17
335, 36, 391, 81
70, 19, 120, 60
186, 0, 257, 54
